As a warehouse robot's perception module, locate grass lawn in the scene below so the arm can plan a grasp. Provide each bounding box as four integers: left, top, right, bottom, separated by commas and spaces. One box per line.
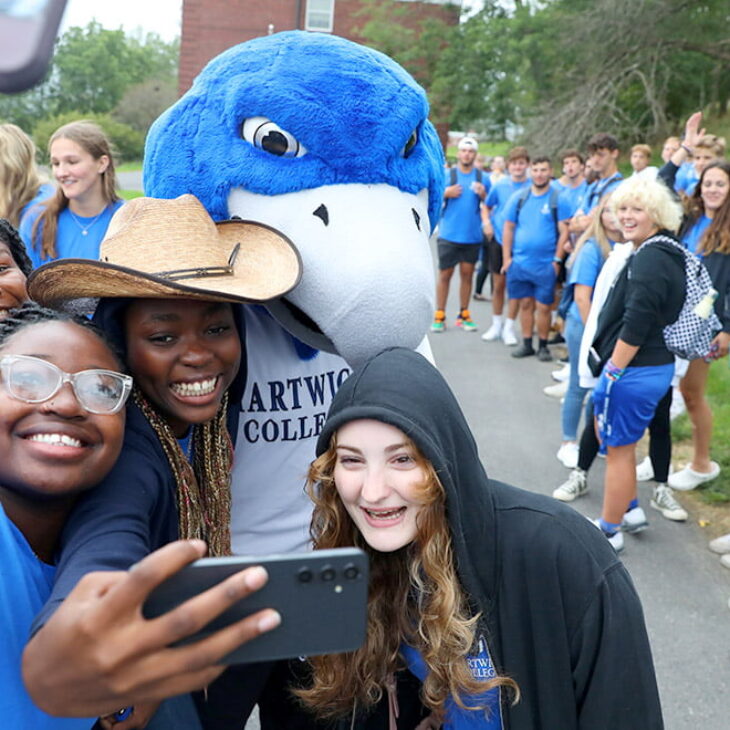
117, 160, 143, 173
672, 359, 730, 504
119, 189, 144, 200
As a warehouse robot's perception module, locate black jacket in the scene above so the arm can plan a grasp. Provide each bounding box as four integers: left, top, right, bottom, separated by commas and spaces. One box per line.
317, 348, 663, 729
592, 232, 685, 368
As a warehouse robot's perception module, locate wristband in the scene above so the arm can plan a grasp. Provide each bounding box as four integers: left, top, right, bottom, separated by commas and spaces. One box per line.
553, 256, 562, 264
604, 359, 625, 382
680, 143, 693, 155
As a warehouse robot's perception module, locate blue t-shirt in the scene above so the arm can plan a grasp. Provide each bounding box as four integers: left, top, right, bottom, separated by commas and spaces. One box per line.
584, 172, 623, 213
558, 180, 588, 220
20, 199, 124, 269
0, 504, 94, 728
19, 182, 56, 222
440, 167, 490, 245
675, 162, 698, 196
682, 215, 711, 255
485, 178, 530, 244
567, 238, 605, 320
504, 188, 558, 270
401, 638, 502, 729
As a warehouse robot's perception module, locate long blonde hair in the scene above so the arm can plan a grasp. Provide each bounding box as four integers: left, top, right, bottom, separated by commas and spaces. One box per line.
31, 120, 120, 261
297, 434, 519, 723
569, 193, 616, 267
0, 124, 47, 226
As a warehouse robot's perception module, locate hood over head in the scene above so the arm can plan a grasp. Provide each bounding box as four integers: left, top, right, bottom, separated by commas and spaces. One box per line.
317, 347, 497, 611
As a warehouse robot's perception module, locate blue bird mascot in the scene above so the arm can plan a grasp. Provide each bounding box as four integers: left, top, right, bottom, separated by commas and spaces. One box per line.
144, 30, 444, 557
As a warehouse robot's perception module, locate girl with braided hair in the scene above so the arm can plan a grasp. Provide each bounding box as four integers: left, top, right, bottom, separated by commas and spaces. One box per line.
23, 195, 301, 728
0, 217, 32, 319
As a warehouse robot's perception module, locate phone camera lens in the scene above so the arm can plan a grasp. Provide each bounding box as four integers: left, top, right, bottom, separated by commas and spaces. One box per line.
343, 563, 360, 580
320, 565, 336, 581
298, 567, 313, 583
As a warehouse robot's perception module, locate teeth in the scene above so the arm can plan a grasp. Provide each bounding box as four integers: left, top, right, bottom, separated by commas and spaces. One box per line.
28, 433, 83, 448
365, 507, 405, 520
170, 377, 218, 397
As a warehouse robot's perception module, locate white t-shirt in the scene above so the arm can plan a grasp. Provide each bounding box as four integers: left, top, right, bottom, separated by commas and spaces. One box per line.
230, 307, 351, 555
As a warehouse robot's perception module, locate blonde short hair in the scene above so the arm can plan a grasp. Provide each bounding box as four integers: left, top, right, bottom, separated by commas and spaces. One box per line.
610, 176, 683, 233
631, 143, 652, 158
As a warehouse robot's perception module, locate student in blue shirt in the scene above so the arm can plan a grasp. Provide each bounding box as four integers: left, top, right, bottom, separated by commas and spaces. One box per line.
19, 121, 123, 269
480, 146, 530, 346
0, 123, 55, 228
501, 156, 562, 361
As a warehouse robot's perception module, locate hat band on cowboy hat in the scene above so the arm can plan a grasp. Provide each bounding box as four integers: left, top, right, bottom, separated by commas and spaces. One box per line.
27, 195, 302, 306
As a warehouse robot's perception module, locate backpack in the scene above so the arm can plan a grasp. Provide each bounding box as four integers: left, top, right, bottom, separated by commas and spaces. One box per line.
515, 186, 560, 238
657, 235, 722, 360
444, 167, 483, 213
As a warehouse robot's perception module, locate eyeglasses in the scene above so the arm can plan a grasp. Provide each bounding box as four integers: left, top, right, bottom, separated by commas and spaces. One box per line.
0, 355, 132, 415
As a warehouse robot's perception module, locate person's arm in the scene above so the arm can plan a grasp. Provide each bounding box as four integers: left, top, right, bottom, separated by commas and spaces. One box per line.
501, 220, 515, 273
557, 220, 571, 256
23, 540, 279, 718
574, 284, 594, 325
444, 183, 462, 200
571, 564, 663, 729
480, 203, 494, 239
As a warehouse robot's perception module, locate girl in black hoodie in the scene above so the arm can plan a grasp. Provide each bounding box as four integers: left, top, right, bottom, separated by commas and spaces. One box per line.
300, 347, 663, 729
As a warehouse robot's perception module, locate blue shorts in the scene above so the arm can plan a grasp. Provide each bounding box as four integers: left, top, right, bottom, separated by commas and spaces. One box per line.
593, 363, 674, 449
506, 261, 556, 305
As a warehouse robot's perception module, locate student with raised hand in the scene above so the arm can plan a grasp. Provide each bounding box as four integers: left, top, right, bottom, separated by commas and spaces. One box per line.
19, 121, 123, 269
24, 195, 300, 728
0, 123, 55, 227
299, 347, 663, 729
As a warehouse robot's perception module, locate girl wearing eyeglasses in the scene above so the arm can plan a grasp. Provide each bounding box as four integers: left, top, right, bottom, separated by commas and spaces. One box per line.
0, 303, 128, 727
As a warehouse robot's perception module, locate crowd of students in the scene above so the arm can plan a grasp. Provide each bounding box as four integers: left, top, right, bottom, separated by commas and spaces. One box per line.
447, 112, 730, 558
0, 107, 726, 728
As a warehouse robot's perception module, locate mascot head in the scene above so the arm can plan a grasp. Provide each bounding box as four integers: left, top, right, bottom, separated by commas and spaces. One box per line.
145, 31, 444, 367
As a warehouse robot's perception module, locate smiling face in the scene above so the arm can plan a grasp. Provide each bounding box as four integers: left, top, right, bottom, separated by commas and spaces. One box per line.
507, 157, 528, 182
616, 201, 659, 244
124, 299, 241, 437
0, 321, 125, 503
50, 136, 108, 204
701, 167, 730, 215
0, 242, 27, 320
333, 419, 428, 553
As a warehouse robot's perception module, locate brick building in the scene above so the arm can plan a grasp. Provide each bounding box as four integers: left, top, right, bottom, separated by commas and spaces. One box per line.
179, 0, 461, 94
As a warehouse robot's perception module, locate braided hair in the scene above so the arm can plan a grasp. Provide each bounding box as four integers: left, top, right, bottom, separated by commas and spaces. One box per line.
0, 302, 122, 364
0, 218, 32, 276
134, 389, 233, 556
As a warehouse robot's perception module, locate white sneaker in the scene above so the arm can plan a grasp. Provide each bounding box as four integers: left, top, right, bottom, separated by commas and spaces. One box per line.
591, 519, 624, 553
556, 442, 579, 469
543, 381, 568, 399
622, 506, 648, 534
501, 323, 518, 346
552, 468, 587, 502
721, 554, 730, 569
636, 456, 654, 482
551, 364, 570, 382
481, 320, 502, 342
668, 461, 721, 491
709, 534, 730, 554
650, 484, 688, 521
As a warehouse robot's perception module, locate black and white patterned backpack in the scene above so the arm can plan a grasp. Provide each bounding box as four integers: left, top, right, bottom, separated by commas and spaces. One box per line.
658, 235, 722, 360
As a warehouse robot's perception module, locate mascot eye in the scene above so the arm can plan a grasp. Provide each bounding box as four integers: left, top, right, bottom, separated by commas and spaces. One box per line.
241, 117, 307, 158
400, 128, 418, 158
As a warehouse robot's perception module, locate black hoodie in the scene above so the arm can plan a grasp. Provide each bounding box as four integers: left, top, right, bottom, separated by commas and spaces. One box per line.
317, 348, 663, 730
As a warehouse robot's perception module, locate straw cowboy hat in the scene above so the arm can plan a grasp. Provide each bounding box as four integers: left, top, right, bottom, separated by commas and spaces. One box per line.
27, 195, 302, 305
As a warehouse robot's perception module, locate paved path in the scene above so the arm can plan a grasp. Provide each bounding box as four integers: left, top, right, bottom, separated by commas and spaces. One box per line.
430, 292, 730, 730
117, 169, 143, 192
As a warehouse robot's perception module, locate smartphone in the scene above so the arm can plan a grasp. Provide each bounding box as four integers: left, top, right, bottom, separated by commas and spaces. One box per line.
143, 548, 369, 664
0, 0, 68, 93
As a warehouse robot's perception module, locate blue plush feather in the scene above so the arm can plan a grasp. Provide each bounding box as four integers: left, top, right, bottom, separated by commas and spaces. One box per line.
145, 31, 444, 228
